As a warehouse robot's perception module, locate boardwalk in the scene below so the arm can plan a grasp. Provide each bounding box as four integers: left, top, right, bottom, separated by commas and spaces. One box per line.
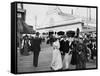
17, 42, 96, 73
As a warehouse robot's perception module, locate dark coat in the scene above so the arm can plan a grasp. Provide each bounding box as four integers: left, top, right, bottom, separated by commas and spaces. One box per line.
31, 37, 41, 52
59, 40, 69, 55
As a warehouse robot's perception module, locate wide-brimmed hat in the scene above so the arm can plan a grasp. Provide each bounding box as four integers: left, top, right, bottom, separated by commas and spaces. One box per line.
57, 31, 65, 35
66, 30, 75, 37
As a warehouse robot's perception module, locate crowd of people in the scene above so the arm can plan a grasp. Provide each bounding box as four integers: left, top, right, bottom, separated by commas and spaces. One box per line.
48, 31, 96, 70
18, 30, 97, 71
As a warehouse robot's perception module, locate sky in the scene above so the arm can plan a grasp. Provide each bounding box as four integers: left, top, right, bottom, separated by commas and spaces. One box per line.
17, 3, 96, 29
23, 4, 57, 29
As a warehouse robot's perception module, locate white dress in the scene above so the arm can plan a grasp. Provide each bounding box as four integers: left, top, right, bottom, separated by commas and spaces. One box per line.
51, 40, 63, 70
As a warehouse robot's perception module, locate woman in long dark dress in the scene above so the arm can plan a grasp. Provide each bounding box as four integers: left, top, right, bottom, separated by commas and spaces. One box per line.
21, 34, 30, 56
70, 38, 79, 65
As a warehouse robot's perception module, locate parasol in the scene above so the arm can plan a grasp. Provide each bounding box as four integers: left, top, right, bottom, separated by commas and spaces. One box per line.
57, 31, 65, 35
66, 30, 75, 37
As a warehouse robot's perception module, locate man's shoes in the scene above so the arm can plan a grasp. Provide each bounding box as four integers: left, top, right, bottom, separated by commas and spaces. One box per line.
33, 65, 38, 67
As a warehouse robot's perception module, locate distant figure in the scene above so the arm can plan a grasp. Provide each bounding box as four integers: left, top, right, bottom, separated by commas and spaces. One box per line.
92, 42, 97, 58
50, 38, 63, 71
31, 32, 42, 67
87, 41, 93, 60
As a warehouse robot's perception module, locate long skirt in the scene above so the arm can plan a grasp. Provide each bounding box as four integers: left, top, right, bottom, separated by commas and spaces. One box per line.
63, 53, 72, 69
51, 49, 63, 70
21, 43, 29, 56
71, 51, 77, 65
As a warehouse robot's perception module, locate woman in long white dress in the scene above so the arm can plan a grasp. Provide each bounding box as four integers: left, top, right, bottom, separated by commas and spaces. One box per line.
50, 38, 63, 71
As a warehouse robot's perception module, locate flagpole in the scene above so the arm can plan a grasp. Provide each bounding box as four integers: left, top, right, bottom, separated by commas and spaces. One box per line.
89, 8, 91, 21
35, 16, 37, 31
87, 8, 88, 26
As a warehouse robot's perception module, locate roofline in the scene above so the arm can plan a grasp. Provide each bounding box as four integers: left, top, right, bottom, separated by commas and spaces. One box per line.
36, 22, 83, 30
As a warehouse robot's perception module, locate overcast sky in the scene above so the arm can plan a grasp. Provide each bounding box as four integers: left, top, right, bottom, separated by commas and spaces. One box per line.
17, 4, 96, 29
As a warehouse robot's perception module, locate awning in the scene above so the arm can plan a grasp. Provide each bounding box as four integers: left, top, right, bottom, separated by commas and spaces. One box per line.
82, 25, 96, 33
17, 18, 35, 34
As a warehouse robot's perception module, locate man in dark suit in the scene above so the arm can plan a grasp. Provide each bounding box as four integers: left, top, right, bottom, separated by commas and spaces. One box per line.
59, 35, 69, 60
60, 36, 69, 55
31, 32, 42, 67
